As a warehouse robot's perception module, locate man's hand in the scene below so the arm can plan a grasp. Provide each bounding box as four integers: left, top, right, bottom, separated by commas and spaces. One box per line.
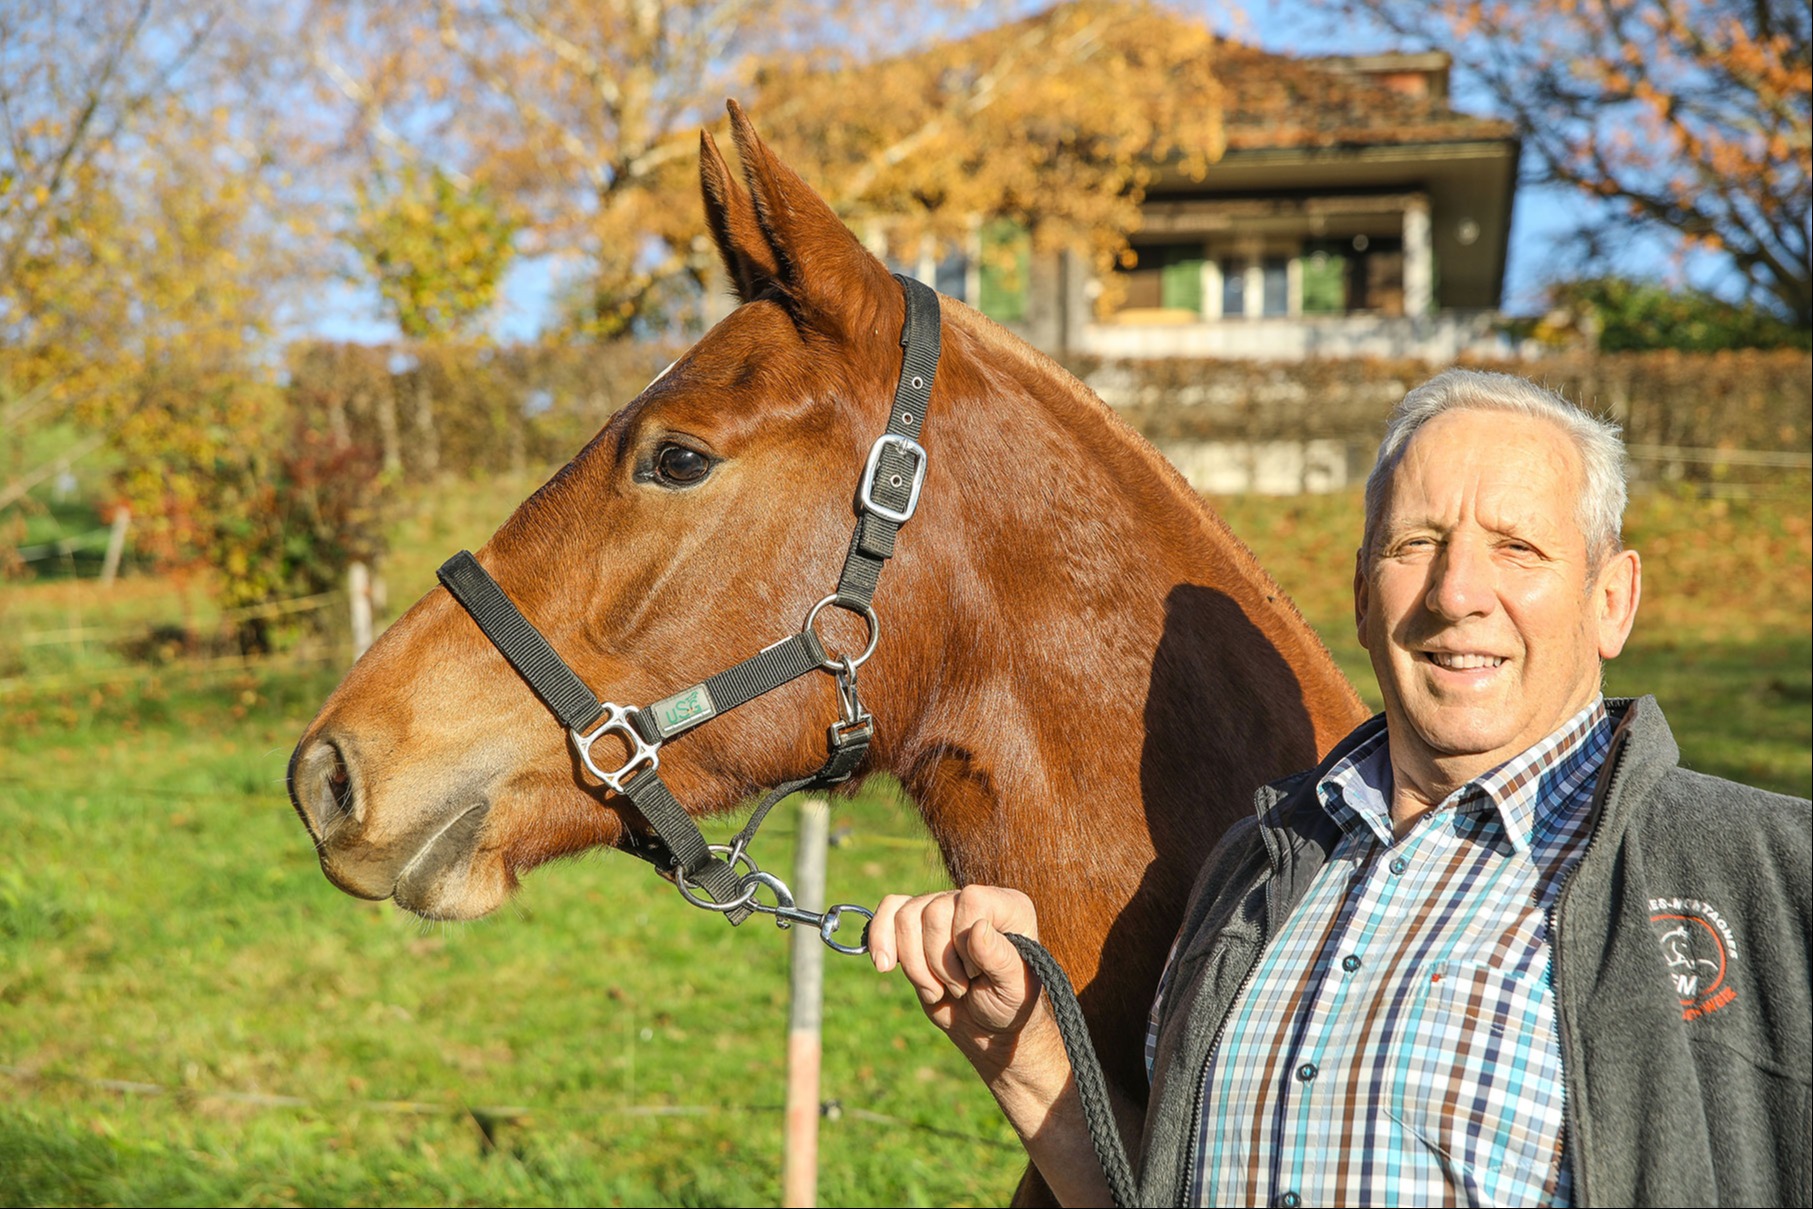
869, 886, 1124, 1207
869, 886, 1044, 1080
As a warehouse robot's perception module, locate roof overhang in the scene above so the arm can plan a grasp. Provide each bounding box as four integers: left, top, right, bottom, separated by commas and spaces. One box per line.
1145, 137, 1521, 308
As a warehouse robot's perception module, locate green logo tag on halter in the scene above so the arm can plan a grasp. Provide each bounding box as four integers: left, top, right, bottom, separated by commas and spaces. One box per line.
652, 685, 716, 735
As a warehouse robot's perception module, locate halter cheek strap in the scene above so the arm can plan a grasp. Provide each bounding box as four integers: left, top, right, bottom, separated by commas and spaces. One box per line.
436, 274, 940, 939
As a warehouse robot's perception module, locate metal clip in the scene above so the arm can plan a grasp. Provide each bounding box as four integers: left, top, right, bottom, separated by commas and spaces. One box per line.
833, 655, 869, 729
741, 869, 875, 955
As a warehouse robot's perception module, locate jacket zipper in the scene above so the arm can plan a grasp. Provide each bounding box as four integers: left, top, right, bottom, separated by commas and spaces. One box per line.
1176, 825, 1284, 1205
1178, 930, 1266, 1204
1542, 722, 1631, 1209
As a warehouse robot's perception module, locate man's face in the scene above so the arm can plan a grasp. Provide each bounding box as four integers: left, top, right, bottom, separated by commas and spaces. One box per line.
1355, 408, 1641, 790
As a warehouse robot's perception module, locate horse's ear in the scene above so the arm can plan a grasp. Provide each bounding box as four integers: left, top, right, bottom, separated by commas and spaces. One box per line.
725, 99, 897, 341
700, 129, 780, 303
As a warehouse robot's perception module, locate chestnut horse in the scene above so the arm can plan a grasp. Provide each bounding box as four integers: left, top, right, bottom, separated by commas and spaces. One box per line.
288, 103, 1366, 1198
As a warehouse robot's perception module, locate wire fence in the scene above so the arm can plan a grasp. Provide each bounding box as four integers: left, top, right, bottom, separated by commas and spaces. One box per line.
0, 647, 340, 698
1, 573, 356, 698
0, 1064, 1019, 1152
15, 525, 115, 563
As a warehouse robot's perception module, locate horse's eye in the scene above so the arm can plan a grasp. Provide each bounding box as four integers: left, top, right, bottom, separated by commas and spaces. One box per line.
654, 444, 712, 486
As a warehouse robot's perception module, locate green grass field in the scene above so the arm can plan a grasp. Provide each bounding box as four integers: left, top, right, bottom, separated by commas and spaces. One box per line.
2, 475, 1807, 1206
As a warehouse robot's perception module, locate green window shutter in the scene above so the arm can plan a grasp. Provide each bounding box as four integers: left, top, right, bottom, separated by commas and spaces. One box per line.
1160, 256, 1205, 312
1301, 245, 1347, 314
978, 219, 1030, 323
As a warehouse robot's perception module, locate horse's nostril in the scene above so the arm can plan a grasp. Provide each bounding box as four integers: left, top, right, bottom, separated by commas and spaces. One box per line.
289, 735, 363, 840
328, 757, 354, 817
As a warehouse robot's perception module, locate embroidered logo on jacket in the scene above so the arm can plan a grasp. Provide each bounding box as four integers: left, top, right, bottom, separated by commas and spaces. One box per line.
1648, 897, 1739, 1020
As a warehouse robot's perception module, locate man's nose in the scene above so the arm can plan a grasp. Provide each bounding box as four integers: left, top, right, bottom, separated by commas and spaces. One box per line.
1425, 538, 1496, 619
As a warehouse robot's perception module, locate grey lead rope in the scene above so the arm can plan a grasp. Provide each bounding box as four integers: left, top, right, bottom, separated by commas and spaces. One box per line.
1004, 933, 1138, 1208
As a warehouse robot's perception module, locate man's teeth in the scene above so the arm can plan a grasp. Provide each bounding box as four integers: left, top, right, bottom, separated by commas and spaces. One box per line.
1427, 652, 1506, 669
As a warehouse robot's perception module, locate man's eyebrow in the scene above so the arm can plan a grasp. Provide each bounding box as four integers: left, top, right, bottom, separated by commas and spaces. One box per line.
1378, 517, 1443, 538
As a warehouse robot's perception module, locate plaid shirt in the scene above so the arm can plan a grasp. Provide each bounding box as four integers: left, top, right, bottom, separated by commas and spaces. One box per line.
1148, 699, 1613, 1207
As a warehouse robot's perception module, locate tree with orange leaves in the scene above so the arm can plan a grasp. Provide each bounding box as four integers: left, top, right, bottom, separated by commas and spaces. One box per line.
756, 1, 1225, 311
304, 0, 1224, 336
1322, 0, 1810, 324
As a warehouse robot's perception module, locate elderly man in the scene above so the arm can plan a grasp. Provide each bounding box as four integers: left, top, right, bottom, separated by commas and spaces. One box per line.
870, 369, 1811, 1206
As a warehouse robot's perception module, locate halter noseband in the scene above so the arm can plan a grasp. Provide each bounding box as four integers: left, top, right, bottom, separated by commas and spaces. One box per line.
434, 274, 940, 952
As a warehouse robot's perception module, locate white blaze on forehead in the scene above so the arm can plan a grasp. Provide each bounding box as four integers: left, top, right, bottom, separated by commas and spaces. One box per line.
649, 359, 679, 386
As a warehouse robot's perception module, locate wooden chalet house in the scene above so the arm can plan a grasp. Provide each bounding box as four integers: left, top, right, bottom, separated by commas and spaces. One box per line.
889, 44, 1520, 362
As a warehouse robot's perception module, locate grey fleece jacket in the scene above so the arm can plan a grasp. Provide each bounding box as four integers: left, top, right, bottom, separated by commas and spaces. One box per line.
1135, 696, 1811, 1207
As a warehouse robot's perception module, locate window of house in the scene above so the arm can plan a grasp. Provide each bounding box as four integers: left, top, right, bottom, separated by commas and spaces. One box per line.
1261, 258, 1289, 316
1349, 235, 1406, 315
1300, 242, 1348, 314
934, 247, 968, 303
978, 219, 1030, 323
1118, 242, 1206, 313
1220, 259, 1247, 318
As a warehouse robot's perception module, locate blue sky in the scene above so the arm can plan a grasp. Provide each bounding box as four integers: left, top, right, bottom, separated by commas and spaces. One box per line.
314, 0, 1703, 346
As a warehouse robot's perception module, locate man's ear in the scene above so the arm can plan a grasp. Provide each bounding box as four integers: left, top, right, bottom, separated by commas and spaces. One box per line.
1354, 546, 1372, 651
1595, 548, 1642, 659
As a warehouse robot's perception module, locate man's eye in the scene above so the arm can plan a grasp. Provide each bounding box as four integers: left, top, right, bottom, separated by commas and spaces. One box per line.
654, 444, 712, 485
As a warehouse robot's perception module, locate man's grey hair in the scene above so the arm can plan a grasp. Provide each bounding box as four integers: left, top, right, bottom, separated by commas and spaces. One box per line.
1362, 369, 1630, 565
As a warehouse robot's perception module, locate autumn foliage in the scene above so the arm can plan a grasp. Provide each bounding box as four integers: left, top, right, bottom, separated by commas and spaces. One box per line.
5, 0, 1809, 623
1323, 0, 1812, 322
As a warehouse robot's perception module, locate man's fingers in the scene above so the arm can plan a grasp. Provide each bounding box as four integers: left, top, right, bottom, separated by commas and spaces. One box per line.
966, 917, 1016, 981
892, 894, 944, 1006
869, 893, 910, 974
951, 886, 1037, 975
919, 891, 972, 999
873, 886, 1044, 1033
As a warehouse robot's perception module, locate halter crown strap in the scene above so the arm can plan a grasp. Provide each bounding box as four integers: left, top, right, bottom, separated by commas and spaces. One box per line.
837, 274, 940, 607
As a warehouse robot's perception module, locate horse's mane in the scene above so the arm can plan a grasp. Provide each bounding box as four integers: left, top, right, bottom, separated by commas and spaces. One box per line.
938, 298, 1354, 692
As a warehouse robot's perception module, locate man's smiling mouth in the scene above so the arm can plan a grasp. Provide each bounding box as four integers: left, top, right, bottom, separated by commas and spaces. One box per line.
1423, 652, 1508, 669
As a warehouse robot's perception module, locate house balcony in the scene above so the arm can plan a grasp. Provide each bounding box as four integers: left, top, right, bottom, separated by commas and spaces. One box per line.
1078, 309, 1511, 362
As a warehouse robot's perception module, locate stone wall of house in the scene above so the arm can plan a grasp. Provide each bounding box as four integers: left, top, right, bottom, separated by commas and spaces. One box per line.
1065, 349, 1813, 495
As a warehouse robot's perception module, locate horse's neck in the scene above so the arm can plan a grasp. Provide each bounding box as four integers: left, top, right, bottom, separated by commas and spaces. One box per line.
878, 317, 1364, 1076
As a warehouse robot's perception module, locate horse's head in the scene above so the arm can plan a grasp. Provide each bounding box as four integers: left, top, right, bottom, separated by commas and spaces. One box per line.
288, 104, 948, 920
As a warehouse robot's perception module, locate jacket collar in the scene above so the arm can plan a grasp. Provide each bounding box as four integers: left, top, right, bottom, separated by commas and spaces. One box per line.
1253, 696, 1681, 867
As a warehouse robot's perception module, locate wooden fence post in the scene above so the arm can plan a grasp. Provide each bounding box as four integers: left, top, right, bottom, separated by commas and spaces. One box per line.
783, 796, 830, 1208
348, 561, 373, 663
99, 506, 131, 587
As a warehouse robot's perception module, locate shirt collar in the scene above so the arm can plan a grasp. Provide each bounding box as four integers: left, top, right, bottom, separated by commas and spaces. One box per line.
1317, 698, 1614, 854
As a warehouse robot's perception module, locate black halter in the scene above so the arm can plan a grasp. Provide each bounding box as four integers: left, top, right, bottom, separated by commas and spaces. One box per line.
435, 274, 940, 950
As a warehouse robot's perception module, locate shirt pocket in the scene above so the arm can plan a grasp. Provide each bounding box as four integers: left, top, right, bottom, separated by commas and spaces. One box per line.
1387, 960, 1569, 1206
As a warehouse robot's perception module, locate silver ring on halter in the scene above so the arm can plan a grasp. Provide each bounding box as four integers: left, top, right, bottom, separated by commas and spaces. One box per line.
804, 594, 880, 672
674, 844, 760, 914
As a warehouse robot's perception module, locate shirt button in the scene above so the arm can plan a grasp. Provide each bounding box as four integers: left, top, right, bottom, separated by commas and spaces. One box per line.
1296, 1062, 1318, 1082
1341, 954, 1362, 972
1389, 856, 1409, 875
1278, 1193, 1302, 1208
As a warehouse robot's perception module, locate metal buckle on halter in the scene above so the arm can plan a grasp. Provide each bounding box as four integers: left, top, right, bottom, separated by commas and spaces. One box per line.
570, 702, 660, 793
857, 434, 928, 524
